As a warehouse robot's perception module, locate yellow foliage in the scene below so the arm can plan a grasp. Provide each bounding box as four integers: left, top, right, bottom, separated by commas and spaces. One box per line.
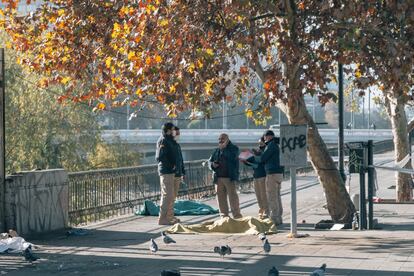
45, 32, 53, 40
127, 51, 136, 60
188, 63, 195, 73
105, 57, 112, 68
205, 79, 214, 95
205, 48, 214, 56
98, 102, 106, 109
155, 55, 162, 63
61, 76, 71, 84
57, 9, 65, 16
111, 22, 121, 38
159, 19, 168, 27
246, 109, 253, 118
355, 69, 362, 78
197, 60, 203, 68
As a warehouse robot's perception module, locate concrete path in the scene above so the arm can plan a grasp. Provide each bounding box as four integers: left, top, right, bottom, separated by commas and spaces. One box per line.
1, 151, 414, 275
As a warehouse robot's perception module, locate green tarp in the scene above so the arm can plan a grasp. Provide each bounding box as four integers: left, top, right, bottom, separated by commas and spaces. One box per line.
136, 200, 219, 216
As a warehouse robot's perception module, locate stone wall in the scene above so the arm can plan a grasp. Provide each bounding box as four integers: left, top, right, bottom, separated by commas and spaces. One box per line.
5, 169, 68, 237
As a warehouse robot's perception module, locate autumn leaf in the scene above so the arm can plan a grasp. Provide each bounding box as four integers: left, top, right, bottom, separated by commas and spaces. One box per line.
105, 57, 112, 68
205, 79, 214, 95
246, 109, 253, 118
61, 76, 71, 84
239, 66, 248, 74
263, 82, 271, 90
159, 19, 168, 27
97, 102, 106, 110
205, 48, 214, 56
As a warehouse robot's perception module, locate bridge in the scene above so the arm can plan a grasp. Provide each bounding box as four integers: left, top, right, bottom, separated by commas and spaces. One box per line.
102, 128, 393, 153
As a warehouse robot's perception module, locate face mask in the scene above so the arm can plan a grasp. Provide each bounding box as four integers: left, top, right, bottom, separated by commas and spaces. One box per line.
174, 135, 180, 141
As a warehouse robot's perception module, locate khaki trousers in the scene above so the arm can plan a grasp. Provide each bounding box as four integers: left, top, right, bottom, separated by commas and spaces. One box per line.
173, 176, 182, 199
265, 173, 283, 224
254, 177, 269, 217
215, 177, 242, 218
159, 174, 175, 223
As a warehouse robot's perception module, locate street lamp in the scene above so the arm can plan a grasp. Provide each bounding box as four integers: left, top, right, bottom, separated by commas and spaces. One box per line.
338, 63, 346, 182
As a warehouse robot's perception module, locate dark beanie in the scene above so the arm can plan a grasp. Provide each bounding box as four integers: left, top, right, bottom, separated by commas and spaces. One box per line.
162, 122, 175, 135
263, 130, 275, 137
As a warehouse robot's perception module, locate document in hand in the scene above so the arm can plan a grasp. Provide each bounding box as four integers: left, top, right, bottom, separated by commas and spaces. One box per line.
239, 150, 254, 161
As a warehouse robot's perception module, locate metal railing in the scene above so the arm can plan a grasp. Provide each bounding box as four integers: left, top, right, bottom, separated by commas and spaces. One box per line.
68, 160, 253, 225
67, 140, 394, 226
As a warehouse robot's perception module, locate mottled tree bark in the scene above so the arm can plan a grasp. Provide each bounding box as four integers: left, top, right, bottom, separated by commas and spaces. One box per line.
385, 96, 413, 202
281, 94, 355, 222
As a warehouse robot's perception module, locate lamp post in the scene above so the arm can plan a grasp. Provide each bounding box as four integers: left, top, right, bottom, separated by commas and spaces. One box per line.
0, 49, 5, 232
338, 63, 346, 182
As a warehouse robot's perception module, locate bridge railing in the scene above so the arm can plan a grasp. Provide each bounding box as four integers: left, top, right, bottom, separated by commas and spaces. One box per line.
68, 160, 253, 225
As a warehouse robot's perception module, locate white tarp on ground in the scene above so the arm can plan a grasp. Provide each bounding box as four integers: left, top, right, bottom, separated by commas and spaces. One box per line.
0, 237, 32, 253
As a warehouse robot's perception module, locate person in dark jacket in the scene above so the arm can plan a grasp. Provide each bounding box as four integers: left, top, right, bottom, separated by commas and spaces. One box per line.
242, 136, 269, 219
261, 130, 284, 225
208, 133, 242, 219
172, 126, 185, 223
156, 122, 179, 225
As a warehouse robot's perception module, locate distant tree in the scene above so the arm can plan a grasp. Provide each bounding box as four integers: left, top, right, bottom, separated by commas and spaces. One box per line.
348, 1, 414, 201
89, 136, 142, 169
4, 44, 102, 173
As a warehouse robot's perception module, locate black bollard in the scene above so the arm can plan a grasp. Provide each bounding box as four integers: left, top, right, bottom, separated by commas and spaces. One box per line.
367, 140, 374, 230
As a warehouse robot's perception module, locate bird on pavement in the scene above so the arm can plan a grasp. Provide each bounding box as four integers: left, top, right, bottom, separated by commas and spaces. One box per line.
258, 233, 266, 241
149, 238, 158, 253
213, 245, 232, 257
310, 264, 326, 276
161, 270, 181, 276
23, 245, 39, 262
263, 239, 271, 254
268, 266, 279, 276
161, 231, 176, 244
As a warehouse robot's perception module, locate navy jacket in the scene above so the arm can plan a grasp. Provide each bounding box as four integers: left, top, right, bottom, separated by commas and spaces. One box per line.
155, 135, 177, 175
245, 155, 266, 179
208, 141, 239, 183
174, 142, 185, 177
260, 138, 284, 174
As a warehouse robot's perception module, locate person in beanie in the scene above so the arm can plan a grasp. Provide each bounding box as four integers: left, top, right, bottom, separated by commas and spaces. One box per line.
172, 126, 185, 223
260, 130, 284, 225
242, 136, 269, 219
208, 133, 242, 219
156, 122, 179, 225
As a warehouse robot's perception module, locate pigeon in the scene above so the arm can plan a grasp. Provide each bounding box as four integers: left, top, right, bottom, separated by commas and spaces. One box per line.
23, 246, 39, 262
258, 233, 266, 241
213, 245, 232, 257
268, 266, 279, 276
149, 238, 158, 253
263, 239, 271, 254
161, 270, 181, 276
161, 231, 176, 244
310, 264, 326, 276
